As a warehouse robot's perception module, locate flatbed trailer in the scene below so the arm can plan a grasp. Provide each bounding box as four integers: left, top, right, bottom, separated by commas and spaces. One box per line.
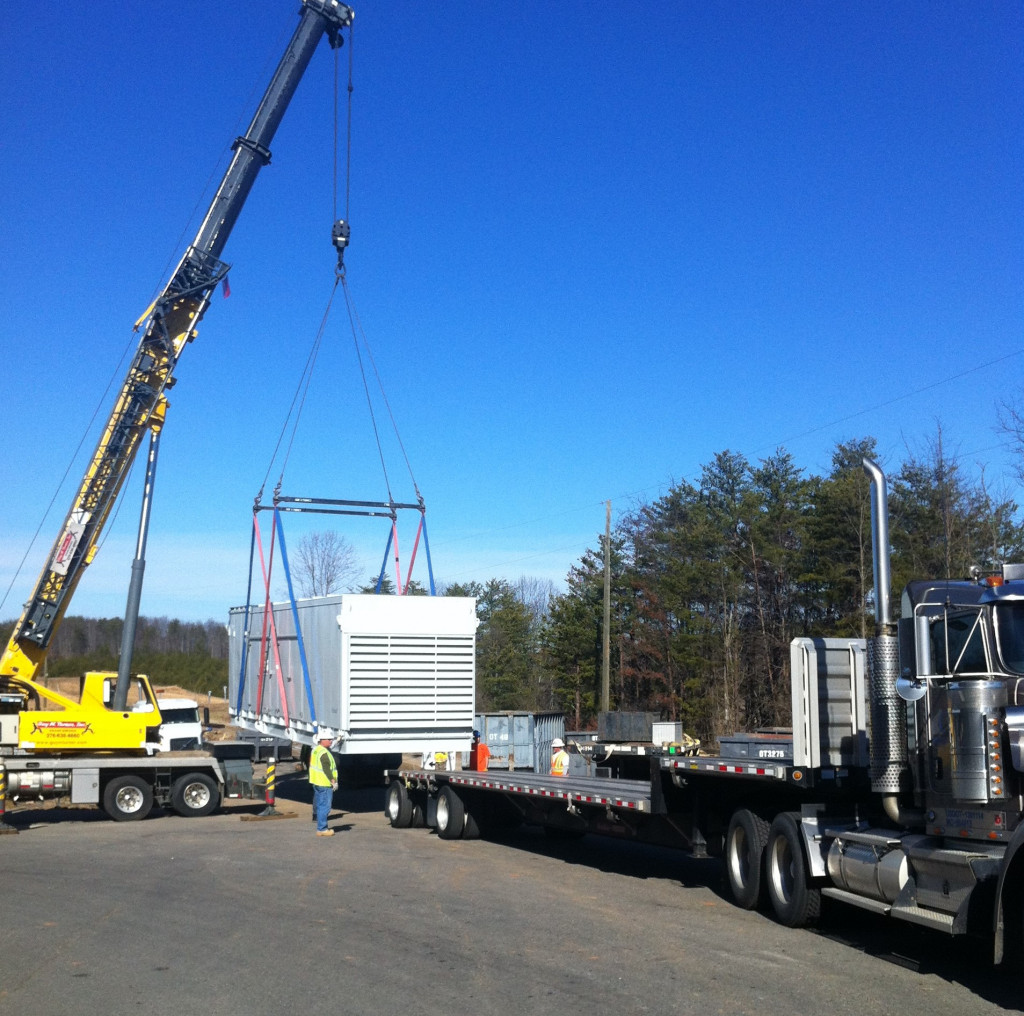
386, 766, 656, 839
386, 724, 868, 855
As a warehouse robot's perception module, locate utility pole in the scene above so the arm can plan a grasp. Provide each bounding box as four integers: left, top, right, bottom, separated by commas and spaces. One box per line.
602, 500, 611, 712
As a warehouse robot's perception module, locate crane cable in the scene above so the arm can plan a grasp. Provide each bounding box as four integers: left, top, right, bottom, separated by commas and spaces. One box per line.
340, 277, 423, 504
333, 23, 422, 504
256, 19, 421, 508
254, 279, 341, 504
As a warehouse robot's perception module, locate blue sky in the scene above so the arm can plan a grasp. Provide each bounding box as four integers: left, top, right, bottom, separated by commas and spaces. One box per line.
1, 1, 1021, 623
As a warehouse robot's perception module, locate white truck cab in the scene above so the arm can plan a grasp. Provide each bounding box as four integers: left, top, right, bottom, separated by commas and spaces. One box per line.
155, 697, 202, 752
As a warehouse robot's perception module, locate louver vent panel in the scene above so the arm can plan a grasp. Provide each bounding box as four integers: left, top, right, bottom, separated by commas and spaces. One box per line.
348, 634, 475, 729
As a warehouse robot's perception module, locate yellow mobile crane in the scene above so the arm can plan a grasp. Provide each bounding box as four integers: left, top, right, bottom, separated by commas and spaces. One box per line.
0, 1, 354, 758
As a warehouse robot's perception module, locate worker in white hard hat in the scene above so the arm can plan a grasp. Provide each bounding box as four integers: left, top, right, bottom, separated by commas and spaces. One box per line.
550, 737, 570, 777
309, 730, 338, 836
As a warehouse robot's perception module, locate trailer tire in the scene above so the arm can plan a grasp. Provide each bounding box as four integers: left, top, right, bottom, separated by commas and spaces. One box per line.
103, 775, 154, 822
765, 812, 820, 927
725, 808, 770, 910
436, 784, 465, 840
386, 780, 414, 828
170, 772, 220, 817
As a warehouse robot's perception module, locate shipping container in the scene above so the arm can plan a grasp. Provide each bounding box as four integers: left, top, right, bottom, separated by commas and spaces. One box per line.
468, 712, 565, 772
228, 595, 478, 755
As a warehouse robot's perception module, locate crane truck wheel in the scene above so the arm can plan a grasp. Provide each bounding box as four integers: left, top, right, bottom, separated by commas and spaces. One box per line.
725, 809, 770, 910
386, 780, 414, 828
765, 812, 821, 927
435, 785, 465, 840
170, 772, 220, 817
103, 775, 154, 822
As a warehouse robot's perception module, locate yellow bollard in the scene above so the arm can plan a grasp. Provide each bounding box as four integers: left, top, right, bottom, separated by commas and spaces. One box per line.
258, 757, 278, 817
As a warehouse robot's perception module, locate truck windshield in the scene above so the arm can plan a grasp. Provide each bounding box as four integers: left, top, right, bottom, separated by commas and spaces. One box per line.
160, 707, 200, 724
993, 601, 1024, 674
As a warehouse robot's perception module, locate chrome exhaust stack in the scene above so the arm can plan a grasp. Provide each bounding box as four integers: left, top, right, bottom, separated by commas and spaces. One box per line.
862, 458, 909, 802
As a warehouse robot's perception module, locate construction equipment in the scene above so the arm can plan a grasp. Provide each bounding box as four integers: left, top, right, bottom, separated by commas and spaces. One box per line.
0, 2, 353, 817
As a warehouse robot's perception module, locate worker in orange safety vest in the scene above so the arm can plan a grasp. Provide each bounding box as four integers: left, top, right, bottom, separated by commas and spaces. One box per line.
550, 737, 570, 776
468, 729, 491, 772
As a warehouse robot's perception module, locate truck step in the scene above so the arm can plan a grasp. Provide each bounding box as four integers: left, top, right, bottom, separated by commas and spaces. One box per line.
821, 888, 959, 932
888, 902, 957, 933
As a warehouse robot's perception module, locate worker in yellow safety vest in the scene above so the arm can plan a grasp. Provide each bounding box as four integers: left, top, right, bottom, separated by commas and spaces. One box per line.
550, 737, 570, 777
310, 730, 338, 836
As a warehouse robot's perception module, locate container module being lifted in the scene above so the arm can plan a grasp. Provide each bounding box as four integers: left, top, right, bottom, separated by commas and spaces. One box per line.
228, 595, 478, 754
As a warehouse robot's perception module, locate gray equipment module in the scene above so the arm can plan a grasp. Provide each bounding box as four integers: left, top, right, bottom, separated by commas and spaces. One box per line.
228, 594, 478, 754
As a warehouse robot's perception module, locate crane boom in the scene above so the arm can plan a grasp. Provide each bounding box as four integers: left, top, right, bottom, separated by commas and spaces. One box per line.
1, 0, 354, 687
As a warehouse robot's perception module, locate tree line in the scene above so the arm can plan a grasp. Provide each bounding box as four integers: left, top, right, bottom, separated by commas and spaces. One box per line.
6, 433, 1022, 737
0, 616, 230, 696
467, 435, 1024, 743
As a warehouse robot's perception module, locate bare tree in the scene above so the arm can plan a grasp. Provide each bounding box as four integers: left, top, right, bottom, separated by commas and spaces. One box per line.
998, 396, 1024, 486
294, 531, 359, 598
514, 575, 556, 625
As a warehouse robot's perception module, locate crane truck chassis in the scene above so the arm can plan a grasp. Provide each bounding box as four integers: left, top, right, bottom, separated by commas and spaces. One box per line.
0, 745, 256, 823
386, 458, 1024, 966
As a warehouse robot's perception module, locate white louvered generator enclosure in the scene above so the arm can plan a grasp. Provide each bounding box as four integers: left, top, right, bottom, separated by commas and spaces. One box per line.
227, 595, 478, 754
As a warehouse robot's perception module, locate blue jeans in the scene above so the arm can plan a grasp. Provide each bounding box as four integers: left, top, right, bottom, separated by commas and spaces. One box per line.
313, 785, 333, 831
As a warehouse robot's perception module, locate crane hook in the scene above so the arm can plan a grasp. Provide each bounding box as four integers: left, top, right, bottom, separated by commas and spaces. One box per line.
332, 219, 350, 275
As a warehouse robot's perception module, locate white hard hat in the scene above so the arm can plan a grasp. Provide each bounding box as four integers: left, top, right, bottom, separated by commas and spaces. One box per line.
551, 738, 565, 749
317, 729, 333, 741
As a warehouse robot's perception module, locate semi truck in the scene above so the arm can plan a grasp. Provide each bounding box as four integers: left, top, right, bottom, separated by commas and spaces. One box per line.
386, 458, 1024, 965
0, 1, 355, 824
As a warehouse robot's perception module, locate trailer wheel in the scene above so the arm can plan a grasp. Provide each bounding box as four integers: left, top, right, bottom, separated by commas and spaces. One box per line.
435, 785, 465, 840
103, 775, 154, 822
170, 772, 220, 817
410, 794, 426, 828
765, 812, 820, 927
386, 780, 414, 828
725, 809, 769, 910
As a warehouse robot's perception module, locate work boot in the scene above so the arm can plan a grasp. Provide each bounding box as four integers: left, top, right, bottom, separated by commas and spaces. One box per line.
316, 829, 335, 837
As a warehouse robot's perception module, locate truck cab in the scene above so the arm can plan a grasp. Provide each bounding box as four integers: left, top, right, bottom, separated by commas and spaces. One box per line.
153, 697, 203, 753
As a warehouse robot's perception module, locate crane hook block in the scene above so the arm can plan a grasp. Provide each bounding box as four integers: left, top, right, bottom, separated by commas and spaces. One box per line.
332, 219, 351, 269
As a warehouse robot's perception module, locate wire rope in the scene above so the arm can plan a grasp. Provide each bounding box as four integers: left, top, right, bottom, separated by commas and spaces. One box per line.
255, 277, 342, 502
257, 18, 419, 515
340, 277, 423, 503
339, 277, 394, 503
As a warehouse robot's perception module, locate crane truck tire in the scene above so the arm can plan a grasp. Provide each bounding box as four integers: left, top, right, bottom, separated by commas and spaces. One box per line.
170, 772, 220, 817
765, 811, 821, 927
435, 784, 466, 840
725, 808, 770, 910
103, 775, 154, 822
386, 780, 414, 828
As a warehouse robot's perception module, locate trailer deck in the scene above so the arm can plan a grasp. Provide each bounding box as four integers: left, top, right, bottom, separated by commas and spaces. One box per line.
392, 768, 654, 813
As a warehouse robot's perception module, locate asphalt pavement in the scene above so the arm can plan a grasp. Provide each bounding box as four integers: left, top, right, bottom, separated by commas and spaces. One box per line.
0, 766, 1020, 1016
